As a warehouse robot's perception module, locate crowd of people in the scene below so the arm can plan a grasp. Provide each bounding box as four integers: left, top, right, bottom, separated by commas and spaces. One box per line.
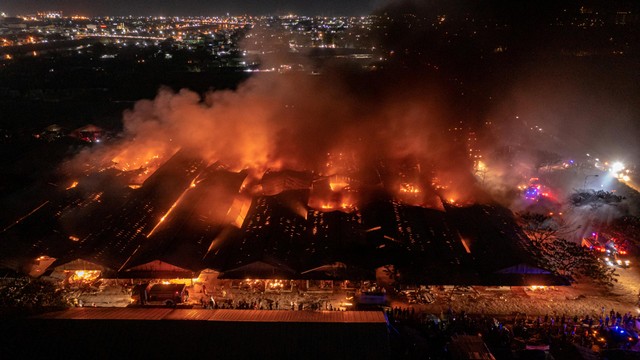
385, 305, 640, 356
195, 285, 348, 311
199, 296, 344, 311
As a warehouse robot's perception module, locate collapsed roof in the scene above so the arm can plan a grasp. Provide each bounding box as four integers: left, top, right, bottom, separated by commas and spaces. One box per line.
0, 151, 567, 285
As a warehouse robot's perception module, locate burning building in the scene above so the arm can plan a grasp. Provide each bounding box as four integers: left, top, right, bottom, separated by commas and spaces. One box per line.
0, 54, 564, 287
0, 147, 566, 287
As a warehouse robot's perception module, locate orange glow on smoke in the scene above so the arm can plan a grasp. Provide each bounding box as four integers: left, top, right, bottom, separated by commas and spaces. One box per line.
111, 152, 161, 172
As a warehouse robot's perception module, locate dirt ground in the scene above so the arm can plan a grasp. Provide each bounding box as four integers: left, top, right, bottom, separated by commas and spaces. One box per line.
391, 263, 640, 318
73, 259, 640, 318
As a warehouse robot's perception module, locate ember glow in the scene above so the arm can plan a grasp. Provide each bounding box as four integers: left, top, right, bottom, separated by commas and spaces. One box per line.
399, 183, 421, 194
111, 148, 173, 184
69, 270, 100, 283
66, 181, 79, 190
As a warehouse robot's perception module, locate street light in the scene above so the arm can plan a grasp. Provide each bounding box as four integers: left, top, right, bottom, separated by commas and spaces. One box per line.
584, 174, 599, 188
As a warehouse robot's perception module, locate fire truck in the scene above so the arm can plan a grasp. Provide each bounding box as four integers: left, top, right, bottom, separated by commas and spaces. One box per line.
582, 233, 630, 268
523, 178, 551, 201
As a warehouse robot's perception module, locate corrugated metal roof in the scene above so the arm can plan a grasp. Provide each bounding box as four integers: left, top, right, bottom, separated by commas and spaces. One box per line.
205, 309, 386, 323
34, 308, 386, 323
36, 307, 173, 320
162, 309, 216, 321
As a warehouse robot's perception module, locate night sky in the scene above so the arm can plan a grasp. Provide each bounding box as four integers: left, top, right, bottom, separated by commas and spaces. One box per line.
1, 0, 378, 16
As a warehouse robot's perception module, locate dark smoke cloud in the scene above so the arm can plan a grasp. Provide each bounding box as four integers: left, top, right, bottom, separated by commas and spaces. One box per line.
71, 67, 466, 170
64, 53, 481, 208
67, 0, 640, 210
367, 1, 640, 207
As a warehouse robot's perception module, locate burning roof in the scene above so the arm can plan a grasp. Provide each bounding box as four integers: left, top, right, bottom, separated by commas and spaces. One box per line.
261, 169, 313, 195
54, 149, 207, 270
361, 199, 478, 284
443, 203, 567, 285
122, 164, 249, 272
1, 148, 564, 285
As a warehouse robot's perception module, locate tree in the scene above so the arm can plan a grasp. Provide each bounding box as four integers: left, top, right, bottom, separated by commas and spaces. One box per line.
534, 150, 562, 172
0, 278, 69, 308
605, 216, 640, 253
519, 212, 560, 247
518, 211, 580, 248
569, 190, 623, 209
518, 212, 618, 286
545, 237, 617, 287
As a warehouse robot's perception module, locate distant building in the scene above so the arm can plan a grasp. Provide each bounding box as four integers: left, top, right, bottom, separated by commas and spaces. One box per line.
69, 124, 105, 143
448, 120, 465, 143
467, 131, 481, 161
1, 17, 26, 29
37, 11, 62, 20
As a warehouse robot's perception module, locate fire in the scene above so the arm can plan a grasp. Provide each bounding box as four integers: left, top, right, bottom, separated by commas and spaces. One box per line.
317, 202, 354, 212
431, 177, 448, 190
460, 238, 471, 253
147, 174, 199, 237
111, 152, 161, 171
70, 270, 100, 283
399, 183, 420, 193
66, 181, 79, 190
475, 160, 487, 172
329, 175, 350, 192
111, 147, 176, 184
267, 279, 285, 289
227, 196, 252, 228
313, 189, 356, 212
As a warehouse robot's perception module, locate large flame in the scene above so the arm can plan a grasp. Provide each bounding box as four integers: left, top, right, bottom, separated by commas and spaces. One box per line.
65, 61, 487, 214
